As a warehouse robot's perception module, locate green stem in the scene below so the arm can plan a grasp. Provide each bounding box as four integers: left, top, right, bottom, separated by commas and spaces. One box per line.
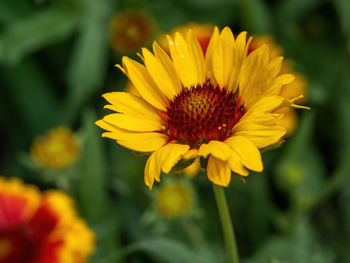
212, 184, 239, 263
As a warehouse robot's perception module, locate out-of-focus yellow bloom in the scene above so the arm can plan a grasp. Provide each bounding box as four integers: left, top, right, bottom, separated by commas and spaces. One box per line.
285, 165, 303, 186
110, 10, 155, 53
0, 177, 95, 263
31, 127, 80, 170
155, 182, 192, 218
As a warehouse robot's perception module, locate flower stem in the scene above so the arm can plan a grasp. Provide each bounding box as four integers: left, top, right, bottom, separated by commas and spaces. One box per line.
212, 184, 239, 263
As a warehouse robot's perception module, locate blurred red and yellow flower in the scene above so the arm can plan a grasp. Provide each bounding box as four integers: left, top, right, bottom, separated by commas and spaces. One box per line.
30, 127, 80, 170
97, 26, 307, 189
109, 10, 155, 53
0, 177, 95, 263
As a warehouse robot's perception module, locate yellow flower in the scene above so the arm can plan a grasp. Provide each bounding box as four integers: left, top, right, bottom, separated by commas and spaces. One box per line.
96, 26, 305, 189
0, 177, 95, 263
109, 10, 155, 53
31, 127, 80, 170
155, 182, 192, 218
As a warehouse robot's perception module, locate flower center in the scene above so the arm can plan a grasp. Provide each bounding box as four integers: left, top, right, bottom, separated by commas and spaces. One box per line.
165, 82, 245, 146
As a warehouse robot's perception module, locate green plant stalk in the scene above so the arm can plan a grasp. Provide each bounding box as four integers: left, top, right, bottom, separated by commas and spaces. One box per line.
212, 184, 239, 263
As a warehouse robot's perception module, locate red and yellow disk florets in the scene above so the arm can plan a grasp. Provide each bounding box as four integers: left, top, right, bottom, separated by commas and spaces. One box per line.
166, 83, 245, 146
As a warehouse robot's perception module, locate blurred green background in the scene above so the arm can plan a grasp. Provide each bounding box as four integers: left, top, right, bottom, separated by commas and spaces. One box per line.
1, 0, 350, 262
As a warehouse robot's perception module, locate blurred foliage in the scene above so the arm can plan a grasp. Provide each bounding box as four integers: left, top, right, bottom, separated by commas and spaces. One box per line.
1, 0, 350, 262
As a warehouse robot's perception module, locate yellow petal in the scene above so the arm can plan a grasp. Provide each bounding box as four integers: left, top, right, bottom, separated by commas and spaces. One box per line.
246, 96, 287, 114
213, 27, 234, 89
183, 148, 199, 159
227, 31, 250, 91
159, 143, 190, 173
238, 96, 288, 126
225, 136, 263, 172
102, 92, 162, 123
204, 26, 219, 80
264, 74, 295, 97
227, 152, 249, 176
122, 57, 168, 111
207, 156, 231, 186
239, 45, 287, 107
186, 30, 205, 84
99, 125, 167, 152
144, 149, 162, 189
167, 31, 205, 88
103, 113, 163, 132
212, 29, 249, 92
142, 47, 179, 100
95, 119, 118, 132
233, 124, 286, 148
199, 140, 233, 161
153, 42, 182, 95
117, 133, 167, 152
276, 107, 298, 136
184, 158, 200, 178
115, 64, 126, 75
101, 132, 119, 139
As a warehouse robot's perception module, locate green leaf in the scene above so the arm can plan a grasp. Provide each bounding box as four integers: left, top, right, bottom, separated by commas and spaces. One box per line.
0, 5, 78, 65
89, 213, 123, 263
332, 0, 350, 34
62, 0, 112, 124
77, 108, 109, 221
0, 59, 57, 135
77, 108, 123, 263
0, 0, 34, 24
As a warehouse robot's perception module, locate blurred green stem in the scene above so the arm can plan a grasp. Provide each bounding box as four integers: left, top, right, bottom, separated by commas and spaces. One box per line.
212, 184, 239, 263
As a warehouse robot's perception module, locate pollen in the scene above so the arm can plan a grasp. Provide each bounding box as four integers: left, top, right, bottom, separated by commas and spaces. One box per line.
166, 82, 246, 146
